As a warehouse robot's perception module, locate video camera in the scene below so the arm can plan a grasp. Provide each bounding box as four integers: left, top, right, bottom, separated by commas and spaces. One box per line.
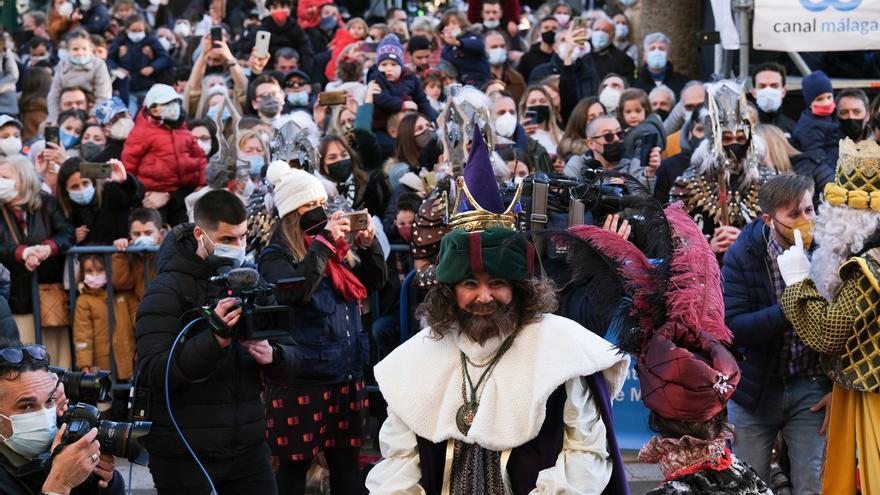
202, 267, 298, 341
61, 402, 151, 464
575, 170, 644, 222
50, 366, 112, 404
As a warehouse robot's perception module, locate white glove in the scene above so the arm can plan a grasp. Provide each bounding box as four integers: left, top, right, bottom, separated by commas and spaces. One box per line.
777, 229, 811, 286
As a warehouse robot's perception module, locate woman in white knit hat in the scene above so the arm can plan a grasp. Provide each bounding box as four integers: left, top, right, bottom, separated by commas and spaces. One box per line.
257, 160, 387, 494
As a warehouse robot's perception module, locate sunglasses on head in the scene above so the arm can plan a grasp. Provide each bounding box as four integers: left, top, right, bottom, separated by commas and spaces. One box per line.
0, 345, 49, 365
590, 130, 624, 144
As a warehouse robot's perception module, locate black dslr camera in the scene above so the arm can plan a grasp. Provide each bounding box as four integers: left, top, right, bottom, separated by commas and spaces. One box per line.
202, 268, 298, 341
61, 403, 151, 463
50, 366, 112, 404
576, 169, 641, 221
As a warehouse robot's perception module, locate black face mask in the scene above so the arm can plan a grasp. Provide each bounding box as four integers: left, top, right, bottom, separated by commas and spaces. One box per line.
541, 31, 556, 46
414, 129, 435, 149
419, 135, 443, 171
602, 141, 624, 163
300, 206, 328, 234
723, 143, 748, 162
527, 105, 550, 125
80, 142, 105, 161
326, 159, 353, 183
840, 118, 866, 141
687, 135, 702, 152
655, 109, 670, 121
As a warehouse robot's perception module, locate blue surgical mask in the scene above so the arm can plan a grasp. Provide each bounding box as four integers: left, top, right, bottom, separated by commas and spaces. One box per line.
60, 129, 81, 149
286, 92, 308, 107
646, 49, 667, 70
203, 233, 245, 267
0, 406, 58, 458
69, 54, 92, 66
127, 31, 146, 43
131, 235, 157, 247
615, 24, 629, 39
487, 47, 508, 65
591, 31, 610, 51
68, 184, 95, 205
244, 156, 264, 176
207, 105, 231, 121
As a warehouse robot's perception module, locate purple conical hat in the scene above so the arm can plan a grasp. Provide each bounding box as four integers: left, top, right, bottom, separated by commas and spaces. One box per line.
459, 124, 505, 214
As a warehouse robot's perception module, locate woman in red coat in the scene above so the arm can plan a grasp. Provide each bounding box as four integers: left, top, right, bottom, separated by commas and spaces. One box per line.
122, 84, 206, 226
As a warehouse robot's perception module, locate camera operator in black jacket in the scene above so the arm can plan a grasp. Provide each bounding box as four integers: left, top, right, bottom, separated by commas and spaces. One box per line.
0, 337, 124, 495
134, 190, 301, 494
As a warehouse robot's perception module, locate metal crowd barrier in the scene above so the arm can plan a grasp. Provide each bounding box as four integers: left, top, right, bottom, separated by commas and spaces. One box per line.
28, 243, 414, 395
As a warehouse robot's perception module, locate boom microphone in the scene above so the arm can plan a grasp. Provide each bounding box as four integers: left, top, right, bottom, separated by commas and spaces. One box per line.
210, 267, 261, 288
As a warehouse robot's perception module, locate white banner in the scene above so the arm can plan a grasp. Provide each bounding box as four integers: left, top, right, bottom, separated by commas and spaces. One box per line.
753, 0, 880, 52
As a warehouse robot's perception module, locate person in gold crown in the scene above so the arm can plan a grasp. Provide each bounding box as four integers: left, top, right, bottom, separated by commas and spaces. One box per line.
780, 138, 880, 494
365, 126, 630, 494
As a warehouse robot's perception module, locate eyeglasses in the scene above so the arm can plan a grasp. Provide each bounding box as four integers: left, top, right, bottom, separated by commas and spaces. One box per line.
286, 80, 308, 89
0, 345, 49, 365
590, 130, 624, 144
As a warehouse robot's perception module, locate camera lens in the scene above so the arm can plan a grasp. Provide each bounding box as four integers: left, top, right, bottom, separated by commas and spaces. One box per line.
96, 419, 151, 461
54, 368, 112, 403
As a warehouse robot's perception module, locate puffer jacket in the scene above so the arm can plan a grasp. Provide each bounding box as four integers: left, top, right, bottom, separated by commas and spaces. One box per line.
369, 69, 439, 132
441, 31, 491, 88
73, 286, 137, 380
721, 219, 791, 411
791, 109, 843, 168
122, 110, 207, 193
258, 229, 387, 387
108, 33, 173, 92
134, 224, 301, 458
0, 195, 75, 315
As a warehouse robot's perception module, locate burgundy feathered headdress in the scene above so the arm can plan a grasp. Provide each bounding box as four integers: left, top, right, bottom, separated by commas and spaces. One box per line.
564, 200, 739, 423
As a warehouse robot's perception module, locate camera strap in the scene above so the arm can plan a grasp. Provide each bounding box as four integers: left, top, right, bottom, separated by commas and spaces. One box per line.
568, 199, 585, 227
530, 181, 549, 256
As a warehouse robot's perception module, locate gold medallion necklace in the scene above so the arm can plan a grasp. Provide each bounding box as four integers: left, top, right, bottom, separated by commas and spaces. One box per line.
456, 333, 516, 435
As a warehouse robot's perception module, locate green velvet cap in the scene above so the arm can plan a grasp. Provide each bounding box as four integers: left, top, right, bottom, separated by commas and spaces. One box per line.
434, 227, 533, 284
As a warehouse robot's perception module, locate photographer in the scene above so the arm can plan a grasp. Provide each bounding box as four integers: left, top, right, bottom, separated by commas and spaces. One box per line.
258, 163, 386, 494
0, 338, 122, 494
134, 190, 301, 494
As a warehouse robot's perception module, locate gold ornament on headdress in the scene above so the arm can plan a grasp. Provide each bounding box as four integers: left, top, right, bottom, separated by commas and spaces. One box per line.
825, 139, 880, 210
448, 176, 522, 232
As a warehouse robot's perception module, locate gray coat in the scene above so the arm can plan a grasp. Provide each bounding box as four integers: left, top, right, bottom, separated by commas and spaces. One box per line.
47, 56, 113, 122
0, 50, 19, 117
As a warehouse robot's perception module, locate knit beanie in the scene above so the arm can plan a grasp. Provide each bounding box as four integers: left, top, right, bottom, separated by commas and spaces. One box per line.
377, 34, 405, 66
266, 160, 327, 218
407, 35, 432, 53
802, 70, 833, 104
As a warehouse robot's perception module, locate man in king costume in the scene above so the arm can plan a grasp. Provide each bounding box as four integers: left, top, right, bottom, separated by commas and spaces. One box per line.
365, 127, 630, 494
780, 138, 880, 494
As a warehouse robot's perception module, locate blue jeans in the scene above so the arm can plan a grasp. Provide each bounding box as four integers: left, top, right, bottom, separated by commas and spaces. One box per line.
728, 375, 831, 495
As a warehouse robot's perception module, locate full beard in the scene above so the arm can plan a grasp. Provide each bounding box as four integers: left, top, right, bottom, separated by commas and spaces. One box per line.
455, 301, 520, 345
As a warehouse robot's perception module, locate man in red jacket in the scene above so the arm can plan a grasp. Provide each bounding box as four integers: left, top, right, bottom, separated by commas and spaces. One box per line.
122, 84, 207, 226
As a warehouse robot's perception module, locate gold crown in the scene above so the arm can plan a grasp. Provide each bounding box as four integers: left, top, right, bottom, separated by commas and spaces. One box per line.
825, 139, 880, 210
448, 176, 522, 232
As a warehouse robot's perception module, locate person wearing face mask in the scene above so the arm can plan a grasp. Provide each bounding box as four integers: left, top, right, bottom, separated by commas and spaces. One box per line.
0, 156, 75, 366
90, 96, 133, 162
570, 114, 660, 190
654, 106, 705, 204
135, 190, 301, 493
0, 117, 23, 159
491, 92, 554, 174
467, 0, 522, 47
0, 339, 126, 494
749, 63, 796, 136
612, 13, 638, 65
122, 84, 207, 226
48, 0, 85, 43
111, 207, 164, 302
722, 177, 828, 495
241, 0, 314, 76
108, 15, 173, 98
671, 79, 775, 258
529, 27, 598, 107
259, 162, 386, 495
633, 32, 688, 99
515, 16, 558, 83
73, 254, 138, 383
57, 158, 143, 245
47, 29, 112, 123
78, 0, 111, 36
315, 135, 385, 217
281, 70, 314, 113
185, 35, 248, 120
792, 70, 844, 169
484, 31, 526, 103
582, 18, 635, 86
836, 88, 870, 143
305, 3, 341, 75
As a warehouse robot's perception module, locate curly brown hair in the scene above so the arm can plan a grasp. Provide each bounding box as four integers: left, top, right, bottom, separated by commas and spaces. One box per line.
416, 277, 559, 341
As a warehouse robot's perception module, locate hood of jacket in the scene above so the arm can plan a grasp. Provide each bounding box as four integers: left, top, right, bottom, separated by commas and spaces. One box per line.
155, 223, 232, 279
